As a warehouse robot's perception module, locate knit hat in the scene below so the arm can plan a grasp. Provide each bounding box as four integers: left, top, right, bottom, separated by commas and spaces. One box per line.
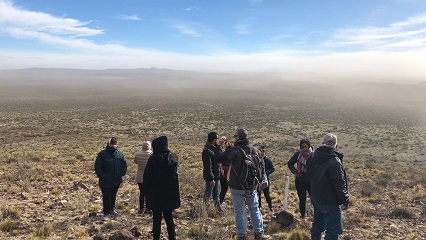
235, 128, 247, 139
207, 132, 218, 142
323, 133, 337, 149
142, 141, 151, 151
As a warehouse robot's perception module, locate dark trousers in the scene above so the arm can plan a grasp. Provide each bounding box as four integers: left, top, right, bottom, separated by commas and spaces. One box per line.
137, 183, 147, 211
295, 178, 311, 218
153, 209, 175, 240
101, 186, 119, 215
219, 174, 228, 204
258, 186, 272, 209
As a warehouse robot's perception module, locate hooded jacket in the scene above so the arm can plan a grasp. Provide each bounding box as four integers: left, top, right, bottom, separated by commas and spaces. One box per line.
215, 138, 260, 191
134, 142, 152, 183
306, 146, 349, 206
95, 144, 127, 188
143, 136, 181, 211
202, 141, 222, 181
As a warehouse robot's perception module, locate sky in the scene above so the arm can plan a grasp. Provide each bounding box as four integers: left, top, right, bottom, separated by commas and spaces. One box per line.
1, 0, 426, 82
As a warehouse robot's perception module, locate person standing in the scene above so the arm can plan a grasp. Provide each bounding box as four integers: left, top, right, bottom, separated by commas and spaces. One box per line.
216, 129, 269, 240
258, 146, 275, 211
143, 136, 180, 240
202, 131, 223, 212
306, 133, 349, 240
219, 141, 233, 204
134, 140, 153, 214
287, 139, 313, 220
94, 137, 127, 221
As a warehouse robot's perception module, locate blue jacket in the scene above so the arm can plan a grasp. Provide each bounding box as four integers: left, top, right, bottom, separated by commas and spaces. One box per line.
95, 145, 127, 188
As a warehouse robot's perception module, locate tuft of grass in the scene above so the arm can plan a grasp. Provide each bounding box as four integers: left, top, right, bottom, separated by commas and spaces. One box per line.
1, 206, 20, 220
287, 229, 310, 240
188, 224, 202, 237
0, 219, 18, 232
32, 223, 53, 237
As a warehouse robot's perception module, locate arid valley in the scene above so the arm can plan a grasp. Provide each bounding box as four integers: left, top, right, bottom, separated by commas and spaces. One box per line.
0, 69, 425, 239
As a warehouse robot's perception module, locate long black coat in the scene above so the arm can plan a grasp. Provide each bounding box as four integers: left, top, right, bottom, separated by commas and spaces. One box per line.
143, 136, 180, 211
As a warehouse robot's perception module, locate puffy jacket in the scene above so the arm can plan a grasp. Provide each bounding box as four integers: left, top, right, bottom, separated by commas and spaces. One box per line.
134, 149, 152, 183
143, 136, 180, 211
202, 141, 222, 181
306, 146, 349, 206
215, 138, 260, 191
95, 145, 127, 189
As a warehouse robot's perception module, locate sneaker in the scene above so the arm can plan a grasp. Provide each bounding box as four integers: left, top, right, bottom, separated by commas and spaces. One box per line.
236, 236, 247, 240
137, 209, 143, 214
144, 209, 153, 215
254, 232, 271, 240
102, 214, 110, 221
110, 210, 118, 217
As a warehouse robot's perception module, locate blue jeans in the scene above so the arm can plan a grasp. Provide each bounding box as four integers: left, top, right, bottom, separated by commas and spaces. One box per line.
204, 180, 221, 211
230, 188, 263, 237
311, 198, 343, 240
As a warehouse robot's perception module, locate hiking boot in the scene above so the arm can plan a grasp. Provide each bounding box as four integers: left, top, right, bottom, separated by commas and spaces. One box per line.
110, 210, 118, 217
102, 214, 110, 221
254, 232, 271, 240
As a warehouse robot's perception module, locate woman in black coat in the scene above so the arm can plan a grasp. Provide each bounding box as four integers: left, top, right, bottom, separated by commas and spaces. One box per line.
143, 136, 180, 240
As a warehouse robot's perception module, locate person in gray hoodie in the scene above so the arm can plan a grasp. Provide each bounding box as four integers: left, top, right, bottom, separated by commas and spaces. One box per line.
134, 140, 153, 214
143, 136, 180, 240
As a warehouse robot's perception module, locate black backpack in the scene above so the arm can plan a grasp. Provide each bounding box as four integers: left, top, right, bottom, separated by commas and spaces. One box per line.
234, 146, 265, 190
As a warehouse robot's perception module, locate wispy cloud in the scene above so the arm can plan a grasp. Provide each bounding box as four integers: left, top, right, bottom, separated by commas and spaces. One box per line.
181, 6, 199, 11
172, 23, 201, 37
248, 0, 263, 6
235, 24, 250, 34
329, 12, 426, 50
0, 1, 103, 37
115, 14, 142, 21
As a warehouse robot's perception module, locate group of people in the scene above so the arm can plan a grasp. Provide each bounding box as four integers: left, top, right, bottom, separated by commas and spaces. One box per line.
94, 130, 349, 240
95, 136, 179, 240
287, 133, 349, 240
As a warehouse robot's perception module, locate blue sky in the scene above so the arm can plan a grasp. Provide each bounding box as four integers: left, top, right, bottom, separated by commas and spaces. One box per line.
1, 0, 426, 82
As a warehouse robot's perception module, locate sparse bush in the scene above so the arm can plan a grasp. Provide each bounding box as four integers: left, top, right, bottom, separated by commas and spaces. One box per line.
267, 221, 282, 233
390, 206, 415, 219
375, 172, 392, 187
32, 223, 53, 237
358, 181, 380, 197
1, 206, 20, 220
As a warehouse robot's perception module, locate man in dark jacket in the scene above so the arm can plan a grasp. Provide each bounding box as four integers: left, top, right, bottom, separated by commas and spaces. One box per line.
94, 137, 127, 221
216, 129, 269, 240
306, 133, 349, 240
202, 131, 223, 212
143, 136, 180, 240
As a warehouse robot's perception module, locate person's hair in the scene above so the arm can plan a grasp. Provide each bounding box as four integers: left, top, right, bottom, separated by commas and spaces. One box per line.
299, 139, 311, 149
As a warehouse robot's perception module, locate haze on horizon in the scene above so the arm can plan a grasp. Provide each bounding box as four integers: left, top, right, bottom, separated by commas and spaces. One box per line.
1, 0, 426, 83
